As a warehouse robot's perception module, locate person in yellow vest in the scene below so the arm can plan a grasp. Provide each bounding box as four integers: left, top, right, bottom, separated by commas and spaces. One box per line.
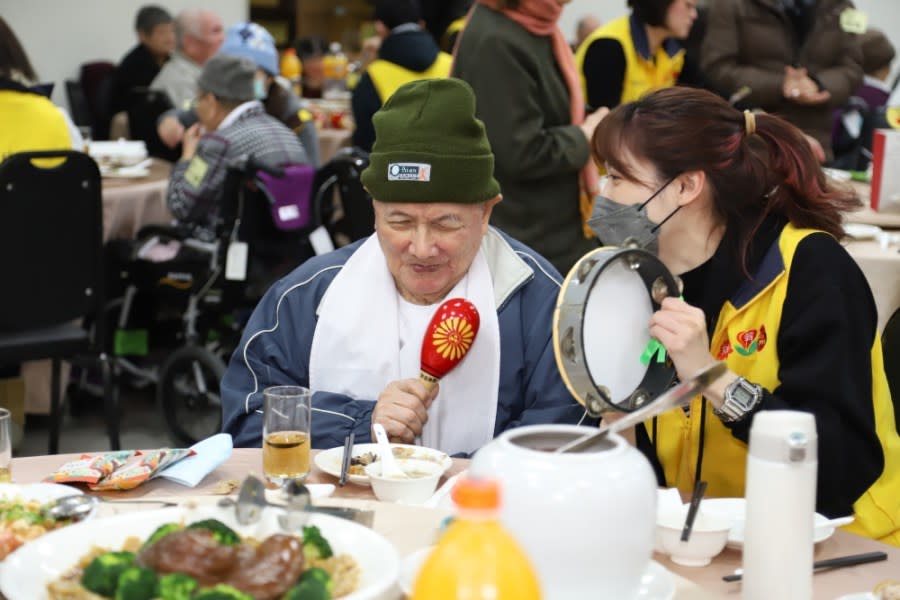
589, 86, 900, 546
351, 0, 452, 152
0, 17, 75, 160
575, 0, 698, 110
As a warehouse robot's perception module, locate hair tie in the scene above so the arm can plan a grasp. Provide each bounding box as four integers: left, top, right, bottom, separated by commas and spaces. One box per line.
744, 110, 757, 136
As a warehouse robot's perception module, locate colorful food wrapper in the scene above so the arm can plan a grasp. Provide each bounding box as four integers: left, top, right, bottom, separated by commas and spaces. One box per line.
89, 448, 196, 491
43, 451, 139, 484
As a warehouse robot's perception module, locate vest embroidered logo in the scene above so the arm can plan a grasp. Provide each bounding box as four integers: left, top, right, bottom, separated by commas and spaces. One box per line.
387, 162, 431, 182
734, 325, 768, 357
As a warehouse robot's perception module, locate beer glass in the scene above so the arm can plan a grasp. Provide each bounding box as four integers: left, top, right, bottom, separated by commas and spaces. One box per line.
0, 409, 11, 482
262, 386, 312, 487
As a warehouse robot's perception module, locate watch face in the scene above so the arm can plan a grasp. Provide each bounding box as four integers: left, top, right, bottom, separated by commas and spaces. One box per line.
732, 384, 755, 406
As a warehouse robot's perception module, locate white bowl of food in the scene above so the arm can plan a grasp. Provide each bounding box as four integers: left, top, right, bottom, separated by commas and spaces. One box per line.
656, 507, 731, 567
364, 458, 443, 504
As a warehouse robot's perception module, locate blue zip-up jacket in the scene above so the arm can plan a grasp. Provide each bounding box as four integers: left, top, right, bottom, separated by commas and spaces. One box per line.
221, 227, 592, 451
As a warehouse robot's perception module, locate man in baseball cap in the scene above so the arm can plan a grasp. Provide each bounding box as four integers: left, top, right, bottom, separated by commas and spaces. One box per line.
222, 78, 590, 453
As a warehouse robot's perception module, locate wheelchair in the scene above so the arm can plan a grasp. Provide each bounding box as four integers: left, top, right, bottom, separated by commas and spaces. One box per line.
106, 149, 373, 445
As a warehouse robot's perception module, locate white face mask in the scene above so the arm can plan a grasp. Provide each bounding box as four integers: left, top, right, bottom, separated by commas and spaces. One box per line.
253, 77, 268, 100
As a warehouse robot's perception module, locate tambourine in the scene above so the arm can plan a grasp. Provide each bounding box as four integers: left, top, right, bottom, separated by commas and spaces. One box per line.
553, 247, 681, 417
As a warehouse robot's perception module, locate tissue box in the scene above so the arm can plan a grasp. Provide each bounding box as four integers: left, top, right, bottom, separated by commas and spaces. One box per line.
870, 129, 900, 213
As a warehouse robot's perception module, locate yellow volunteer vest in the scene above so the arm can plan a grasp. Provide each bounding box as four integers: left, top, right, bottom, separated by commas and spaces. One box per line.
574, 15, 685, 106
367, 53, 453, 105
0, 90, 72, 162
651, 224, 900, 546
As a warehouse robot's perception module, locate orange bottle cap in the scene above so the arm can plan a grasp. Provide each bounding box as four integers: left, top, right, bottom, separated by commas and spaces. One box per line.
451, 477, 501, 510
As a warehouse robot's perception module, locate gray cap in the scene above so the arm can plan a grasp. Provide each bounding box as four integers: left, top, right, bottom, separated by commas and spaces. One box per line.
196, 54, 256, 102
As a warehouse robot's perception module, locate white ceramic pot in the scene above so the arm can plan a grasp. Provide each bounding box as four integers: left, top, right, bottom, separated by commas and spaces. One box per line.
470, 424, 658, 600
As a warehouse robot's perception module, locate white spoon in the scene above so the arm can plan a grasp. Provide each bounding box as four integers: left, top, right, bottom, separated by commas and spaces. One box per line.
372, 423, 408, 479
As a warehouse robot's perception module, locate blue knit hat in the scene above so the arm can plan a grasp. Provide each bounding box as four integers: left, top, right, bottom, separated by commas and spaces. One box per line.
220, 22, 278, 75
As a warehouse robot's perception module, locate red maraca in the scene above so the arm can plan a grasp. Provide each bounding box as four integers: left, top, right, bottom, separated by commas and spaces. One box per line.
420, 298, 480, 391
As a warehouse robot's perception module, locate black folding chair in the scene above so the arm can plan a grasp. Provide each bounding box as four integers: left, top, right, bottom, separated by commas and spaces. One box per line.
0, 150, 118, 453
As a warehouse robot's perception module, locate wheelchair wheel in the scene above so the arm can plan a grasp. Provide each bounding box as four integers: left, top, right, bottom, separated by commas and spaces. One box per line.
158, 346, 226, 446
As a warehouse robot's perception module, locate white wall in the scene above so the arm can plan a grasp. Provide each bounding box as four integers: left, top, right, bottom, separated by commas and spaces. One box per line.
560, 0, 900, 81
2, 0, 248, 111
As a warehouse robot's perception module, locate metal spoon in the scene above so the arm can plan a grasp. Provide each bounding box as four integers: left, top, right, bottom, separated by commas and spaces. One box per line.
555, 362, 728, 453
44, 495, 177, 522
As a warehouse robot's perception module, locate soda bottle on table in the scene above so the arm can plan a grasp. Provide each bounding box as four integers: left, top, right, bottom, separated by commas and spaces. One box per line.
280, 48, 303, 97
411, 478, 542, 600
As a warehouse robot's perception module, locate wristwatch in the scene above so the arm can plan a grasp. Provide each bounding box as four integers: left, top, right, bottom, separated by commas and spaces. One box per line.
713, 377, 763, 423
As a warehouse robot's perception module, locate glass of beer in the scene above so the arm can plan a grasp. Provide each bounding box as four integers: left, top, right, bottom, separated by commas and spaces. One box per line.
262, 386, 311, 488
0, 409, 11, 482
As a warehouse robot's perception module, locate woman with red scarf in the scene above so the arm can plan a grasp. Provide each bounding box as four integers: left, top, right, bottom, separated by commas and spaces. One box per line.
452, 0, 605, 275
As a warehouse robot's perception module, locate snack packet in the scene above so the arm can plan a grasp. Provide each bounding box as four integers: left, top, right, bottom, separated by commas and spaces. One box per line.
44, 451, 138, 485
89, 448, 195, 491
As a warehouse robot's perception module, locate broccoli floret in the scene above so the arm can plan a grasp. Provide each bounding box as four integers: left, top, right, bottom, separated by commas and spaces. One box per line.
302, 525, 333, 560
282, 579, 331, 600
81, 551, 136, 597
142, 523, 183, 548
192, 584, 253, 599
115, 566, 158, 600
158, 573, 198, 600
298, 567, 333, 592
186, 519, 240, 546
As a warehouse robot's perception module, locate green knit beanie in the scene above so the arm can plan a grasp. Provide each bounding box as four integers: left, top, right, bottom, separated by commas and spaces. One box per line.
361, 78, 501, 204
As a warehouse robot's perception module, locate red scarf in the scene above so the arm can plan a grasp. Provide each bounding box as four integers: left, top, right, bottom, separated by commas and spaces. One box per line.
460, 0, 599, 201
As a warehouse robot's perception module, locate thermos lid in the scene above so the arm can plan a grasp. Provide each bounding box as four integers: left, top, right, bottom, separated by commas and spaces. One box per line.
748, 411, 817, 464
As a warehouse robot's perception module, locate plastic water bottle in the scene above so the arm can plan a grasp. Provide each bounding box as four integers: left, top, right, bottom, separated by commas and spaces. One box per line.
322, 42, 348, 99
412, 478, 542, 600
280, 48, 302, 97
742, 410, 817, 600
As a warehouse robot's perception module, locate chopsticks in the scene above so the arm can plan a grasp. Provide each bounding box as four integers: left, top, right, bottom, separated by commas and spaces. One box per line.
338, 432, 354, 487
722, 551, 888, 582
681, 479, 708, 542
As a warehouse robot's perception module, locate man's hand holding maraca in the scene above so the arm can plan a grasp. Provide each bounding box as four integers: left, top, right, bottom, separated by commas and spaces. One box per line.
372, 379, 439, 444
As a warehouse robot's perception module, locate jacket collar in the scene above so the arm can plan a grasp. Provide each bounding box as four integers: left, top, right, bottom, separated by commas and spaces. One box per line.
629, 13, 682, 61
481, 227, 534, 309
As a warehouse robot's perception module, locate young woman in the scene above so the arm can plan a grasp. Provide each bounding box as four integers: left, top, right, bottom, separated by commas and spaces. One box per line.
589, 86, 900, 546
574, 0, 699, 111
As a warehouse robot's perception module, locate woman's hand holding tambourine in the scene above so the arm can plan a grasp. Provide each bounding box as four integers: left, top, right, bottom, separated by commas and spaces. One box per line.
648, 297, 714, 382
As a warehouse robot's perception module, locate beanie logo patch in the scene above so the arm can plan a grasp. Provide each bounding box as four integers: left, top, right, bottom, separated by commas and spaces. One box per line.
388, 163, 431, 182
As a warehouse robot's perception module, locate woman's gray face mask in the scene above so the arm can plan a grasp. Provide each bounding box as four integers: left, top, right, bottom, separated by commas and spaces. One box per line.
587, 177, 679, 254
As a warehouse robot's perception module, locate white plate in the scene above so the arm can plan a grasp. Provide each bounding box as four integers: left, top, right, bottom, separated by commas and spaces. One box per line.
0, 503, 398, 600
844, 223, 884, 240
699, 498, 834, 549
0, 482, 82, 503
835, 594, 876, 600
101, 165, 150, 178
315, 443, 452, 487
399, 548, 675, 600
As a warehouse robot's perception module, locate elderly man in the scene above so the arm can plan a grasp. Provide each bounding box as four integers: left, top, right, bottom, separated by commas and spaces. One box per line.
221, 78, 590, 454
167, 54, 308, 241
150, 8, 224, 108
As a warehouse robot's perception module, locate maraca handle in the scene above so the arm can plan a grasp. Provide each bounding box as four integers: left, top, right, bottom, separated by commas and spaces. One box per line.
419, 370, 438, 392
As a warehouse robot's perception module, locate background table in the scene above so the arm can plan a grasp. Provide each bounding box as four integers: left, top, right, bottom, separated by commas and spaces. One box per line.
11, 448, 898, 600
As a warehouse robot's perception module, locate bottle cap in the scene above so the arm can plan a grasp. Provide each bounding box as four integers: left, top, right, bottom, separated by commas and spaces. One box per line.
748, 410, 817, 464
451, 477, 500, 510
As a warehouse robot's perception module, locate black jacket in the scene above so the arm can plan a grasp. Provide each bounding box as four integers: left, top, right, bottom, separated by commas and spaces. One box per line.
110, 44, 166, 115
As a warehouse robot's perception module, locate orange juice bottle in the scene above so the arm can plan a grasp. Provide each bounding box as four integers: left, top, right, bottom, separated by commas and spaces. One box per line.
412, 478, 542, 600
280, 48, 302, 97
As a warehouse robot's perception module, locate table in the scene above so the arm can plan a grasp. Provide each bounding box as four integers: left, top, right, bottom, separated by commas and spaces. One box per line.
318, 127, 352, 165
11, 449, 898, 600
845, 239, 900, 332
845, 181, 900, 229
100, 158, 173, 241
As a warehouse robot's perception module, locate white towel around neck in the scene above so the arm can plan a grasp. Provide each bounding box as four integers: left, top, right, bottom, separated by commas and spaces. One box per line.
309, 235, 499, 455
